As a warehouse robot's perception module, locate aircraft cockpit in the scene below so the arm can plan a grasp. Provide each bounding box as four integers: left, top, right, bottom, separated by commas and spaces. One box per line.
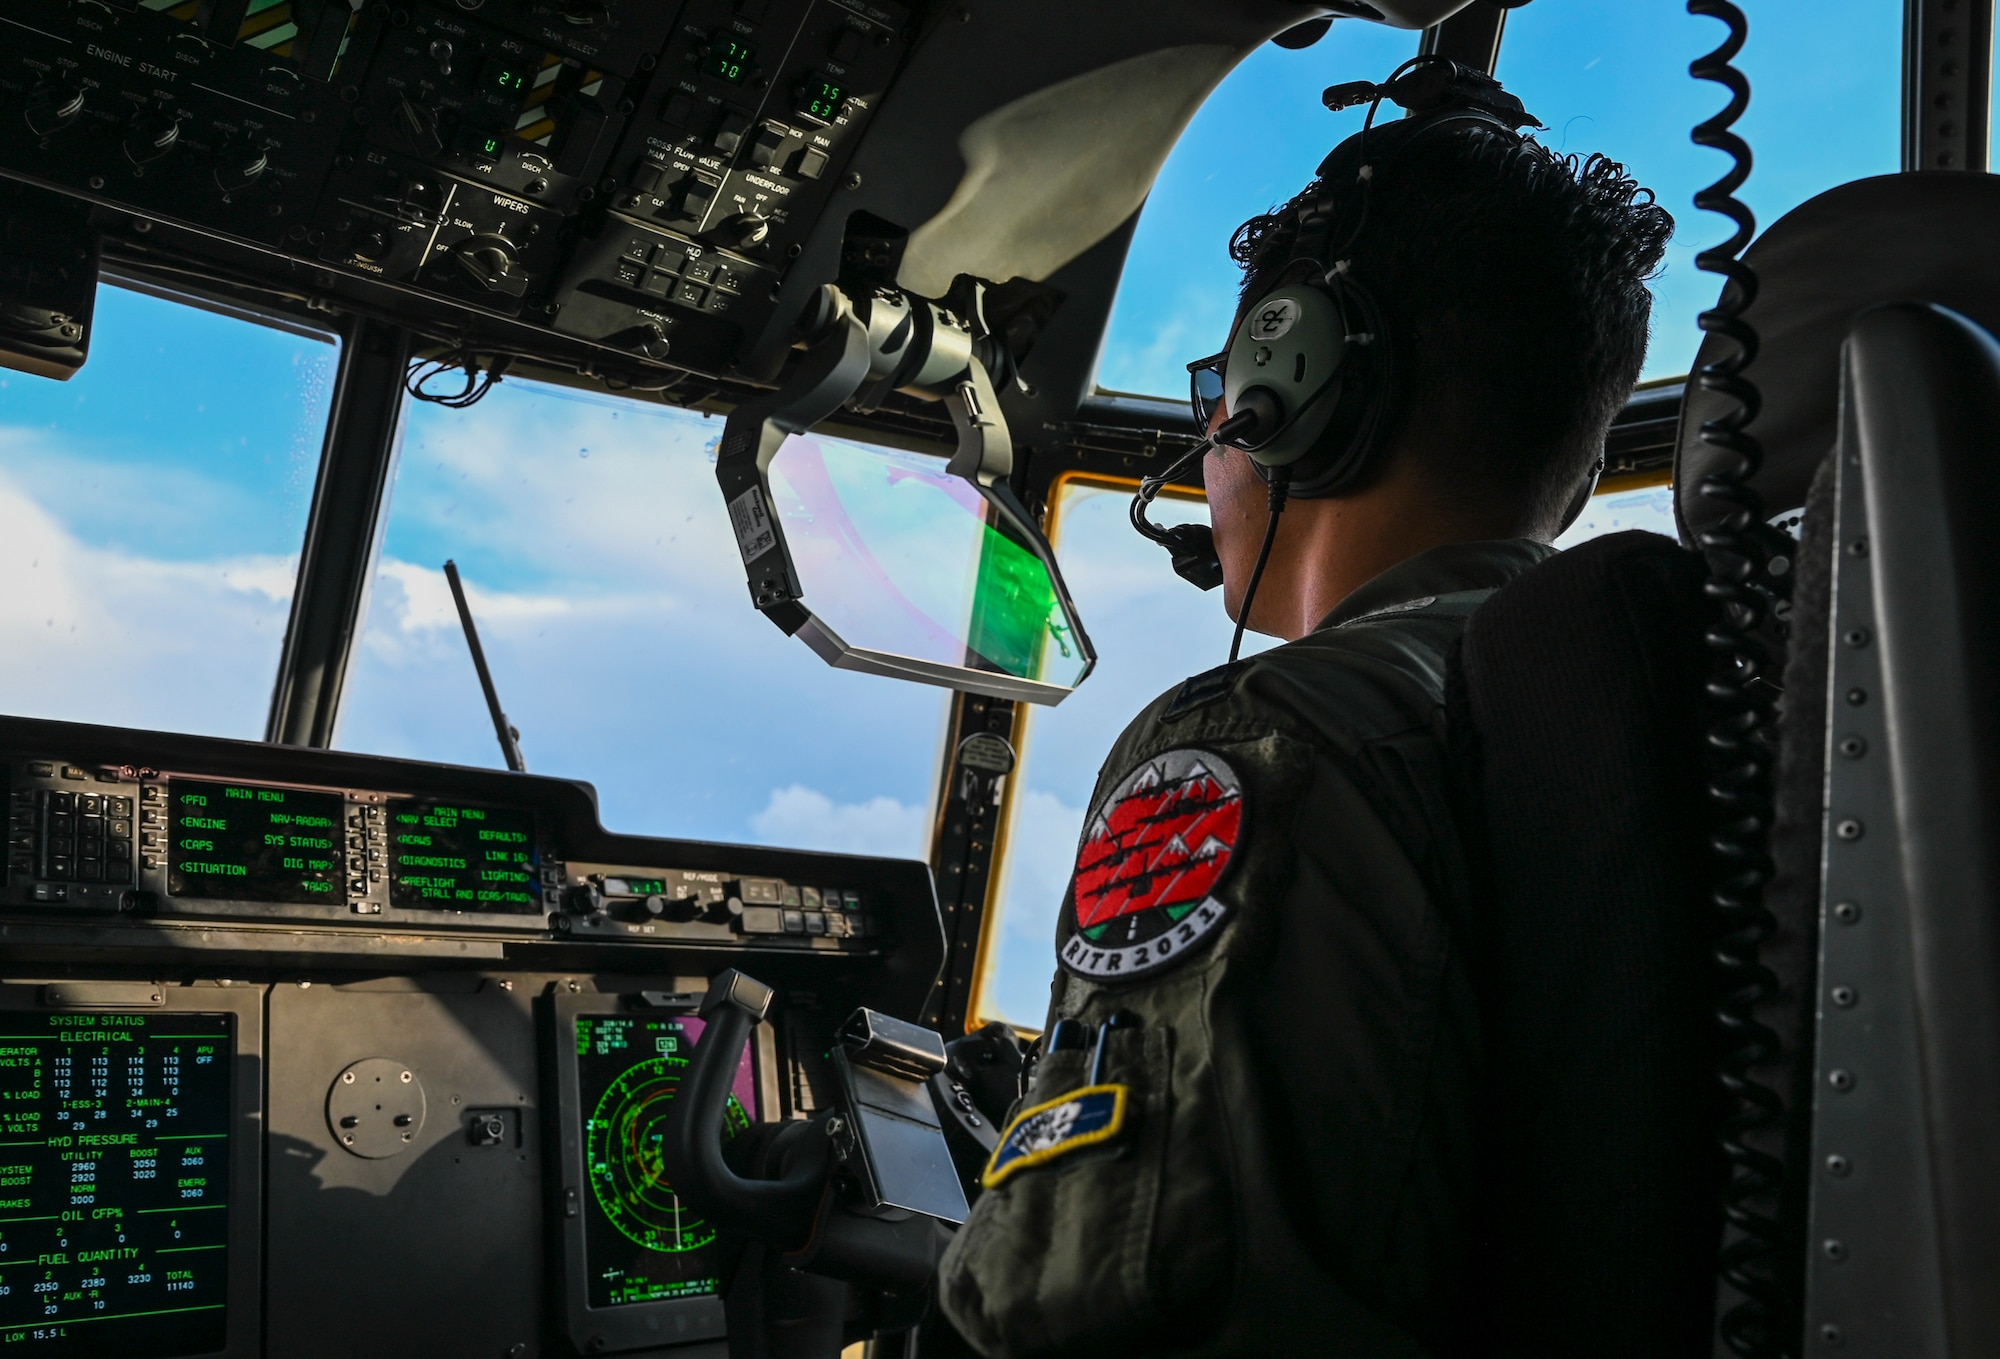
0, 0, 1993, 1356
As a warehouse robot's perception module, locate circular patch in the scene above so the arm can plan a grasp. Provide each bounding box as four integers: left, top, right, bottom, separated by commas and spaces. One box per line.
1247, 297, 1301, 341
1060, 749, 1242, 981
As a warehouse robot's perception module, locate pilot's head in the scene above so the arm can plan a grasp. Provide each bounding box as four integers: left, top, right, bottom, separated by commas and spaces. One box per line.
1201, 122, 1673, 633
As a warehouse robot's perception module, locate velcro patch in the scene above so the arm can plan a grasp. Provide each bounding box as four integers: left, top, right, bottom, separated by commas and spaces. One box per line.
1060, 748, 1241, 981
982, 1084, 1129, 1190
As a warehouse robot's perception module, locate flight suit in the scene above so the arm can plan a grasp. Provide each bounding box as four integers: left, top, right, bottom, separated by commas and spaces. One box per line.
938, 538, 1556, 1359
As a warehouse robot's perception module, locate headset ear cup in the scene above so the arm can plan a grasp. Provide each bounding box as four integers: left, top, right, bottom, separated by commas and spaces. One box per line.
1279, 272, 1393, 499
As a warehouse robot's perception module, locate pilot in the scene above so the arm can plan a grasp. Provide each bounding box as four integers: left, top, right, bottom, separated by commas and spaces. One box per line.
936, 63, 1673, 1356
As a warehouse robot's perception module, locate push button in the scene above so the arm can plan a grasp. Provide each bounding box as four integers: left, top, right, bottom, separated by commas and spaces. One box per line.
750, 125, 791, 169
660, 92, 696, 127
795, 146, 830, 180
680, 175, 720, 217
830, 28, 865, 63
682, 259, 715, 284
712, 109, 751, 155
674, 281, 708, 308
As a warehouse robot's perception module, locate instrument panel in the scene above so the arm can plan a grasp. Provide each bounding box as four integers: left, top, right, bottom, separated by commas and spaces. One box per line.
0, 724, 914, 960
0, 0, 910, 378
0, 711, 943, 1358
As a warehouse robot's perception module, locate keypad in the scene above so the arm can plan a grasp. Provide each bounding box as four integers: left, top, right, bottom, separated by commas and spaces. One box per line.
16, 783, 137, 885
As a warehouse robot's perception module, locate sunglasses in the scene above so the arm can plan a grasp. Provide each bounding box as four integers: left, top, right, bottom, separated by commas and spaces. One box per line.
1187, 350, 1228, 431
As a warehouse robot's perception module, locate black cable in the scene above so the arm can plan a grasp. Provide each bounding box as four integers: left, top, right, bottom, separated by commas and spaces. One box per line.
406, 348, 514, 408
1688, 5, 1793, 1355
1229, 465, 1291, 664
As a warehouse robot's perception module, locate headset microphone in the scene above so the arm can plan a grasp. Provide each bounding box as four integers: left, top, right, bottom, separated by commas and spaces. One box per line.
1129, 409, 1260, 591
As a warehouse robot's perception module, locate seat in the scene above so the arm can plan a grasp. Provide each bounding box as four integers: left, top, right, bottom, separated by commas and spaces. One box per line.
1445, 529, 1733, 1358
1441, 172, 2000, 1358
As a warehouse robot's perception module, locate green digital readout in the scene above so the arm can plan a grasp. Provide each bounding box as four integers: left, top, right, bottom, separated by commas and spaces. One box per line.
388, 799, 538, 913
484, 61, 530, 96
0, 1011, 234, 1356
798, 75, 845, 123
168, 779, 343, 903
576, 1013, 755, 1308
701, 34, 755, 85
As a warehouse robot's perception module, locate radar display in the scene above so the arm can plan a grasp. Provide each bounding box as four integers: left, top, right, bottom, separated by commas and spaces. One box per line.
575, 1014, 755, 1309
0, 1011, 233, 1357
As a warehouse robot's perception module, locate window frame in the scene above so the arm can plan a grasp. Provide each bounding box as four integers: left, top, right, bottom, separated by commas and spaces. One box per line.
965, 466, 1208, 1033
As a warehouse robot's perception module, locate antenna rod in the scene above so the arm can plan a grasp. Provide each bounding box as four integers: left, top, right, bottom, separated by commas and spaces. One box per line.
443, 560, 527, 773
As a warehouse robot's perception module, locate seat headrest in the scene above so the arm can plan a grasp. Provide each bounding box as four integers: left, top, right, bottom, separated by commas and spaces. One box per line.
1674, 173, 2000, 546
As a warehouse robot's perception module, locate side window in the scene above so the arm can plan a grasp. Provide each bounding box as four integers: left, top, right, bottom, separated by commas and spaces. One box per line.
976, 478, 1273, 1027
0, 283, 337, 737
1554, 475, 1677, 549
1497, 0, 1903, 380
335, 377, 952, 856
1095, 22, 1422, 398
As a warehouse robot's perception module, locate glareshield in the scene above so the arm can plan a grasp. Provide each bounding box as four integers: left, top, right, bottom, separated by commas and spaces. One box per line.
767, 433, 1092, 698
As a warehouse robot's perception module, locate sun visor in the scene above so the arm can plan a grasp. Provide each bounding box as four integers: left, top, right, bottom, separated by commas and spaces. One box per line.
1675, 173, 2000, 546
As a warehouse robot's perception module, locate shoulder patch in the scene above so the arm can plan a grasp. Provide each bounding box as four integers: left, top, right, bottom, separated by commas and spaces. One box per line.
982, 1084, 1129, 1189
1060, 748, 1242, 981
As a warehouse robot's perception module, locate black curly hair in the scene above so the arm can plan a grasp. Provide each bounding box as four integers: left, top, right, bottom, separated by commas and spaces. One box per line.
1230, 130, 1673, 532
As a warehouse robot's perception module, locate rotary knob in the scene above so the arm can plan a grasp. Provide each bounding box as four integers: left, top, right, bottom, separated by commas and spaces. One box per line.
23, 81, 85, 138
562, 0, 609, 26
124, 109, 183, 166
713, 212, 769, 249
213, 139, 271, 193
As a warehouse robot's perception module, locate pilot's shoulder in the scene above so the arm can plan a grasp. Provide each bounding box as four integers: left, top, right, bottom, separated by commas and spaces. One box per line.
1124, 606, 1468, 758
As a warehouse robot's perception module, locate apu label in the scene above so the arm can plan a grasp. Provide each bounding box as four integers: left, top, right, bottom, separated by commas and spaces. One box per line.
727, 486, 777, 563
1060, 748, 1241, 981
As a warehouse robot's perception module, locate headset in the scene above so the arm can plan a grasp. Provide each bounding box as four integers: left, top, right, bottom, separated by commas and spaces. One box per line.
1134, 58, 1607, 627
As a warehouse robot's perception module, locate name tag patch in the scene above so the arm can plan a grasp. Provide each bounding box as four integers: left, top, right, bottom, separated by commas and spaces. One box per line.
1060, 748, 1242, 981
982, 1084, 1129, 1190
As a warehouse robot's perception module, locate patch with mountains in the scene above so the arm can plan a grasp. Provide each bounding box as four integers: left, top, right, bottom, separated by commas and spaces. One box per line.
1059, 748, 1243, 981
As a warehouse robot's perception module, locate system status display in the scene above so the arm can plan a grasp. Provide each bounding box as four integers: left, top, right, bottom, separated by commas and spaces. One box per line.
574, 1014, 755, 1310
0, 1011, 233, 1358
167, 780, 343, 904
388, 800, 538, 913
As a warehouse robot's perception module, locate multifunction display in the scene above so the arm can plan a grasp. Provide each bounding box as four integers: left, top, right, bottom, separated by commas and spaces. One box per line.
388, 800, 538, 913
575, 1014, 755, 1309
167, 780, 343, 903
0, 1011, 233, 1357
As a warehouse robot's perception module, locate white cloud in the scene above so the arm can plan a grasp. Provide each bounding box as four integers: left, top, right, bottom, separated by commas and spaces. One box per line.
747, 784, 930, 860
0, 470, 296, 738
372, 558, 578, 634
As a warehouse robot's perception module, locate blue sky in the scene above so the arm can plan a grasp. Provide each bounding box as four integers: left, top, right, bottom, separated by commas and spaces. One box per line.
1098, 0, 1903, 395
0, 3, 1912, 1009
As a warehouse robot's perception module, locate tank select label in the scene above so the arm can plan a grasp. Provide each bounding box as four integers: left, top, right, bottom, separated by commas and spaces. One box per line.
387, 800, 538, 913
0, 1011, 233, 1357
167, 779, 343, 904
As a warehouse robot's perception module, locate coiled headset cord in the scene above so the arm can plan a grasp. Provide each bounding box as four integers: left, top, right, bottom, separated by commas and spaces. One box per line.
1689, 4, 1794, 1355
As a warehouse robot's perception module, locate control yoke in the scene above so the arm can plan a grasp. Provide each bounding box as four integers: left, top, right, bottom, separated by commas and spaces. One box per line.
661, 970, 966, 1294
